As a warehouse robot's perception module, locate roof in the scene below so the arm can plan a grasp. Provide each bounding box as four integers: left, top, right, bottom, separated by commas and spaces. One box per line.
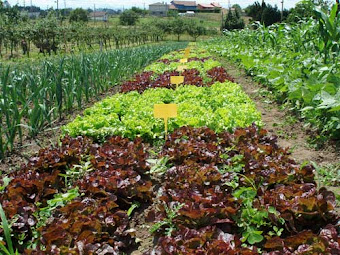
211, 2, 222, 8
172, 1, 197, 7
89, 11, 108, 17
169, 4, 177, 9
149, 2, 167, 6
198, 4, 215, 8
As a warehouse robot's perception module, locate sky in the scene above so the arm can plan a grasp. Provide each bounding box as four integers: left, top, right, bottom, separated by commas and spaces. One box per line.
7, 0, 302, 10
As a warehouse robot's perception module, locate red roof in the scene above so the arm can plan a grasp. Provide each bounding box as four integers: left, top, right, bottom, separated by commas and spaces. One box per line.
169, 4, 177, 9
211, 2, 222, 8
172, 1, 197, 7
198, 4, 215, 8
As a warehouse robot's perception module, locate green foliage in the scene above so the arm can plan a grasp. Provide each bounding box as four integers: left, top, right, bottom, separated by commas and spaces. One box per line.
146, 157, 171, 175
0, 42, 187, 159
63, 82, 262, 141
233, 187, 284, 245
245, 1, 286, 26
0, 204, 17, 255
186, 20, 207, 41
120, 10, 139, 26
202, 4, 340, 141
150, 203, 183, 236
224, 8, 245, 30
171, 18, 187, 41
69, 8, 89, 23
145, 57, 221, 75
314, 3, 340, 63
131, 7, 148, 16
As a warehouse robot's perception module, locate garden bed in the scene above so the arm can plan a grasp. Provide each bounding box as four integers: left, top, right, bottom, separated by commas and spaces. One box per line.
0, 47, 339, 254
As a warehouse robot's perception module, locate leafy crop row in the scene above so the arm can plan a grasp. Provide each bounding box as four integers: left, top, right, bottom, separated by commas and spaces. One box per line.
1, 46, 338, 254
202, 11, 340, 142
0, 42, 187, 159
64, 82, 261, 141
148, 125, 339, 254
0, 135, 152, 253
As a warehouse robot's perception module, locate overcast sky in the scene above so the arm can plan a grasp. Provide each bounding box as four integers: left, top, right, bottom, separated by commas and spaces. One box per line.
7, 0, 302, 10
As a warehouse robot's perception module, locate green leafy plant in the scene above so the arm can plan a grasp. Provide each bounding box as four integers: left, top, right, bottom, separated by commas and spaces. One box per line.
0, 204, 18, 255
146, 157, 171, 175
233, 187, 284, 245
59, 157, 94, 187
150, 203, 183, 237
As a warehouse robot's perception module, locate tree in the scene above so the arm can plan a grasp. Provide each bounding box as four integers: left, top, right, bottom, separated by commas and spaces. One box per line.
287, 0, 331, 23
170, 18, 187, 41
246, 1, 284, 26
261, 4, 281, 26
224, 9, 245, 30
69, 8, 88, 22
131, 7, 148, 16
119, 10, 139, 26
232, 4, 242, 14
187, 20, 206, 41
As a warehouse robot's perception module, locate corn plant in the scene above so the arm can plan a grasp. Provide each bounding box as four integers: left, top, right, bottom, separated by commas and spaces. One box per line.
314, 3, 340, 63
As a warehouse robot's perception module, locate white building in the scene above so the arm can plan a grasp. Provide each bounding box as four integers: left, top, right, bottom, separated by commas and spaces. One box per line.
149, 2, 169, 16
89, 11, 109, 22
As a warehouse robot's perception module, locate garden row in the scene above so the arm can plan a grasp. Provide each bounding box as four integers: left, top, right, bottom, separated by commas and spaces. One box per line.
0, 42, 187, 159
0, 47, 339, 254
204, 6, 340, 143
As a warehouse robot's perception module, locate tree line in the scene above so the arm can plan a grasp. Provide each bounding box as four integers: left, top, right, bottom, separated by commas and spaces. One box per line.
223, 0, 334, 30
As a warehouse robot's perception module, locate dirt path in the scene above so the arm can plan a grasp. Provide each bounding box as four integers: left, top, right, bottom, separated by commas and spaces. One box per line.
216, 57, 339, 166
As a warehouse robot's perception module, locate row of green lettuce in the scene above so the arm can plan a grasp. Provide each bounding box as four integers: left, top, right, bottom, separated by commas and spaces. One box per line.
63, 49, 262, 142
202, 18, 340, 143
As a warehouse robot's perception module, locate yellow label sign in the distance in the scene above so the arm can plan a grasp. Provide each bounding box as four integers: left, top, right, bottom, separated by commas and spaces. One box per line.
180, 58, 188, 63
177, 65, 187, 72
170, 76, 184, 88
185, 48, 190, 58
154, 104, 178, 136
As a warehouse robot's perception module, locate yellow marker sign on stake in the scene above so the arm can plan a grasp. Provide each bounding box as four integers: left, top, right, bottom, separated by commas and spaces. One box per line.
180, 58, 188, 63
154, 104, 178, 137
185, 48, 190, 58
170, 76, 184, 89
177, 65, 187, 72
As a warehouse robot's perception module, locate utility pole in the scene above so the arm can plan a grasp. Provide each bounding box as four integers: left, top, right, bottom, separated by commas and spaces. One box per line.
228, 0, 231, 9
281, 0, 284, 21
93, 4, 96, 23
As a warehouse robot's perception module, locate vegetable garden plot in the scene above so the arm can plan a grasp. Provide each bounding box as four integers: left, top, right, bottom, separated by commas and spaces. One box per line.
0, 47, 339, 254
201, 8, 340, 142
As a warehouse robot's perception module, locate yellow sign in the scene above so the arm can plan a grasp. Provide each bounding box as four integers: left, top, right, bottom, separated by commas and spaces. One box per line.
180, 58, 188, 63
170, 76, 184, 89
177, 65, 187, 72
185, 48, 190, 58
154, 104, 178, 136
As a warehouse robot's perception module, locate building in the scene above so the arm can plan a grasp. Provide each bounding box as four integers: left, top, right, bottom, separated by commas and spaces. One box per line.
21, 11, 40, 19
149, 2, 169, 16
89, 11, 109, 22
170, 1, 197, 11
197, 4, 215, 11
211, 2, 222, 9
